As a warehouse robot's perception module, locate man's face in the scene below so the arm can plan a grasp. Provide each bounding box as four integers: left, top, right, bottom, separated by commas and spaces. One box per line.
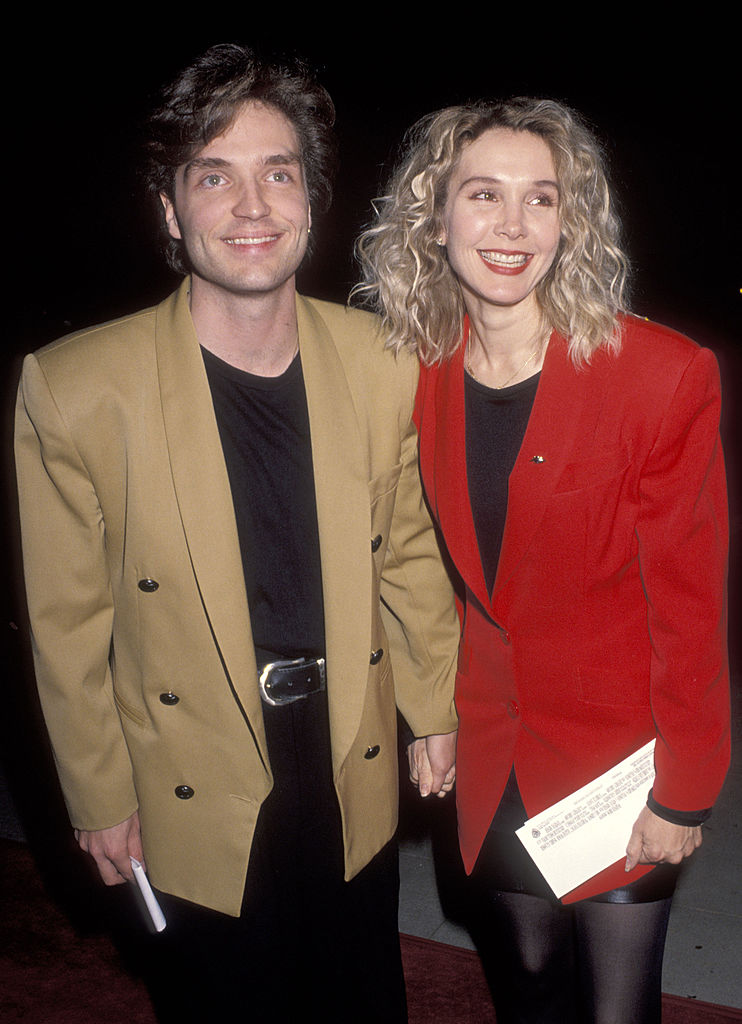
161, 101, 311, 301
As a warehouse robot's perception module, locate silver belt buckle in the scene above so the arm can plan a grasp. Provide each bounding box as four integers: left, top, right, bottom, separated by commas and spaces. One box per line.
258, 656, 327, 706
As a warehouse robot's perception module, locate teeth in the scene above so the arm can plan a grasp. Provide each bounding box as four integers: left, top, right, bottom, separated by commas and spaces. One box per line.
225, 235, 279, 245
480, 251, 529, 266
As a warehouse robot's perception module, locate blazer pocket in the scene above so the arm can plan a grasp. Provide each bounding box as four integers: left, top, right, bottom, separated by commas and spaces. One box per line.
576, 665, 648, 708
554, 447, 630, 494
368, 462, 403, 507
113, 688, 147, 727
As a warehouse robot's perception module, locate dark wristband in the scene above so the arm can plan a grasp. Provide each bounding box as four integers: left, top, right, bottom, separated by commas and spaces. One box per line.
647, 788, 711, 827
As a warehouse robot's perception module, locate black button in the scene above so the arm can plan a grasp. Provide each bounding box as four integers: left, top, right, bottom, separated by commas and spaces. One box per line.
369, 648, 384, 665
364, 745, 380, 760
174, 785, 194, 799
138, 578, 159, 592
371, 535, 382, 553
159, 692, 180, 706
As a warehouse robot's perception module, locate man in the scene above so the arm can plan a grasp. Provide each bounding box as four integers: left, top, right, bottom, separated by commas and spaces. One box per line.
15, 45, 458, 1021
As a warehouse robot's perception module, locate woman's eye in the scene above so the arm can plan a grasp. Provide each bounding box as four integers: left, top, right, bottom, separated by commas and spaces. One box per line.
530, 193, 557, 207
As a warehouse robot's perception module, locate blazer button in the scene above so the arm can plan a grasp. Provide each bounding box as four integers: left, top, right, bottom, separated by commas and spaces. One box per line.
500, 629, 511, 645
371, 534, 382, 553
369, 648, 384, 665
507, 700, 520, 719
364, 745, 381, 760
174, 785, 194, 799
138, 578, 159, 592
159, 692, 180, 705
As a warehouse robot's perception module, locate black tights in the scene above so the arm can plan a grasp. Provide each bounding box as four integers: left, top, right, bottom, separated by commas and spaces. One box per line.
472, 890, 672, 1024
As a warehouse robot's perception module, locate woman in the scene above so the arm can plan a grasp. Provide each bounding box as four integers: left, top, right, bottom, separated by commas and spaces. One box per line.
355, 98, 730, 1023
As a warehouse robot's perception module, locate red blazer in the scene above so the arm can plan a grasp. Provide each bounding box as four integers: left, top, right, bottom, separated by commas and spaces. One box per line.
415, 314, 730, 901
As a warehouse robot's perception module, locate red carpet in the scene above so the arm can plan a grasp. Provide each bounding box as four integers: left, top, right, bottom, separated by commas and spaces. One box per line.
2, 838, 740, 1023
400, 932, 742, 1023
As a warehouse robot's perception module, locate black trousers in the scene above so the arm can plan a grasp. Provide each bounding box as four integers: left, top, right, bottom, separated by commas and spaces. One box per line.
149, 690, 407, 1023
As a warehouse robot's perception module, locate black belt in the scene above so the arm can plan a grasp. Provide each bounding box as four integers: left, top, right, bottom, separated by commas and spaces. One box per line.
258, 656, 326, 706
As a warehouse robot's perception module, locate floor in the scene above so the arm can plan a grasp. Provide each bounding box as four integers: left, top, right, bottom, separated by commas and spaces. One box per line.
397, 677, 742, 1010
2, 686, 740, 1011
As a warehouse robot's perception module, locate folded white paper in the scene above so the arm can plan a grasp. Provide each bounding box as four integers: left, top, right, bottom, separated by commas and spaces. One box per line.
516, 739, 656, 898
130, 857, 167, 932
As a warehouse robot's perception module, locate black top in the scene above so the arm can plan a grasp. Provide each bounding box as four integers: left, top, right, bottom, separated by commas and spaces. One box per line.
465, 370, 540, 595
202, 347, 325, 661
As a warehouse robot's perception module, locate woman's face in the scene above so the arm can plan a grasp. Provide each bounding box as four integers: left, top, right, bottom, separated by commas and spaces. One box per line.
439, 127, 561, 318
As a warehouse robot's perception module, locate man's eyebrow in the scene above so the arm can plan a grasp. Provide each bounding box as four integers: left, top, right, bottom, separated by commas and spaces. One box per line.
182, 152, 302, 181
262, 152, 302, 166
182, 156, 229, 182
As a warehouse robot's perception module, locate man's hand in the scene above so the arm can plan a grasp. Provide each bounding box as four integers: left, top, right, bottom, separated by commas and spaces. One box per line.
75, 810, 144, 885
625, 804, 702, 872
407, 731, 457, 798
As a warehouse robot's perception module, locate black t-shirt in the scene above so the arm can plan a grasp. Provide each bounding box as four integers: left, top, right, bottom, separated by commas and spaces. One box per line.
465, 370, 540, 595
202, 347, 325, 661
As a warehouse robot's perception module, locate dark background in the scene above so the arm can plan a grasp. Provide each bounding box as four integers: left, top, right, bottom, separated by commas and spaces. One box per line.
5, 26, 740, 355
2, 22, 739, 864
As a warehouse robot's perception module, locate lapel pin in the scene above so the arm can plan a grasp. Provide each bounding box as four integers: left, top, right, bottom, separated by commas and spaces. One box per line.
531, 455, 545, 463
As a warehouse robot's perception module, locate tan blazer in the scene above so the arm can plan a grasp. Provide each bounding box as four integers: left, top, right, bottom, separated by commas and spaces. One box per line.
15, 280, 459, 915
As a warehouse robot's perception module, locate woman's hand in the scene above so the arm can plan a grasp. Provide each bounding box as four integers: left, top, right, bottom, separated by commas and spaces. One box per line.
625, 804, 702, 872
407, 731, 457, 797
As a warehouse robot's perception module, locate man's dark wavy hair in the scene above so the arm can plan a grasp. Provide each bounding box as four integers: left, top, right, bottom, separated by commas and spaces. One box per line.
144, 43, 337, 273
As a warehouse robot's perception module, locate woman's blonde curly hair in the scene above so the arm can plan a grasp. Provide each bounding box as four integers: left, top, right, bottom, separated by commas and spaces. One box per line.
353, 98, 630, 365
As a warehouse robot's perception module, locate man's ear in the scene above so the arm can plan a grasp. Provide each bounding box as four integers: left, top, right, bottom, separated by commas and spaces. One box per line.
160, 192, 181, 240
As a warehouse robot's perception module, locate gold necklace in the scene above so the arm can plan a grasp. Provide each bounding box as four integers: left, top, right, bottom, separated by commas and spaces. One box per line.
466, 332, 540, 389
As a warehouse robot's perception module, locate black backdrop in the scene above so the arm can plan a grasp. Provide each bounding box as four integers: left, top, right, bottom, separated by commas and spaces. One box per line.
2, 22, 739, 849
5, 26, 740, 354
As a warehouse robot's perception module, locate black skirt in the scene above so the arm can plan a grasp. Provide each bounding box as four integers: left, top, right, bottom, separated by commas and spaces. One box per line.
473, 767, 680, 904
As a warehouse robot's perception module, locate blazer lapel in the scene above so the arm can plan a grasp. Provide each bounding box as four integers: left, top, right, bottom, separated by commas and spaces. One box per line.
155, 281, 268, 759
295, 296, 373, 771
492, 333, 583, 600
428, 341, 492, 614
427, 331, 584, 618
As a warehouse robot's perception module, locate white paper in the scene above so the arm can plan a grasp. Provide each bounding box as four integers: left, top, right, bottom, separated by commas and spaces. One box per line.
130, 857, 167, 932
515, 739, 656, 898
